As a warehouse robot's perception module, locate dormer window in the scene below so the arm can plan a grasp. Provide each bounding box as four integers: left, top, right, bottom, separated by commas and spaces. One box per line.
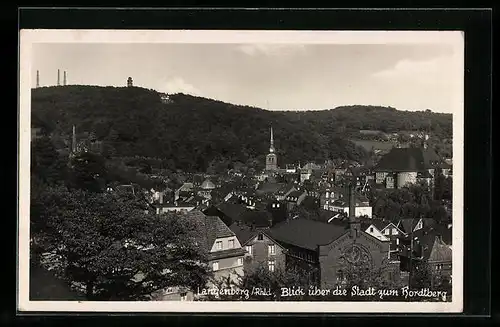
258, 233, 264, 241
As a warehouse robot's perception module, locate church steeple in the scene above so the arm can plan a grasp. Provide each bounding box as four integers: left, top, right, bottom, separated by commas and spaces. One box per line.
270, 126, 275, 153
265, 125, 278, 171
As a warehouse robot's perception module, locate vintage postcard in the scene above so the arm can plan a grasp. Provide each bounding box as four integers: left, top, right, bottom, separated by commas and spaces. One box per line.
18, 29, 464, 313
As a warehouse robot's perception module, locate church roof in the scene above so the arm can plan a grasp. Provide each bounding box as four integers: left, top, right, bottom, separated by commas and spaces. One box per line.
373, 147, 442, 172
269, 218, 347, 251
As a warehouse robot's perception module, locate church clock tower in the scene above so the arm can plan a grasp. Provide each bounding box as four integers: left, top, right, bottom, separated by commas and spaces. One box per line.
266, 127, 278, 171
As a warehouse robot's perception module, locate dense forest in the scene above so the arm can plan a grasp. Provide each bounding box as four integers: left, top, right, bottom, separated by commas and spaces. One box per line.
31, 86, 453, 173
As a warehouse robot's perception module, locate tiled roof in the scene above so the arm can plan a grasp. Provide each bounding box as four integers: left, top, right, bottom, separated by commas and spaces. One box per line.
208, 248, 247, 260
370, 219, 393, 231
185, 210, 235, 252
229, 223, 257, 245
256, 182, 284, 194
269, 218, 348, 251
374, 147, 442, 172
241, 210, 272, 228
277, 183, 296, 194
217, 202, 248, 221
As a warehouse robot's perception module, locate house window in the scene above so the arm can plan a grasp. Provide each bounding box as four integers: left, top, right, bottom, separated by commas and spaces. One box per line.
384, 229, 390, 235
258, 233, 264, 240
268, 244, 276, 255
277, 203, 280, 208
272, 203, 275, 208
180, 292, 188, 301
369, 227, 374, 233
268, 260, 275, 272
337, 270, 344, 283
392, 228, 398, 235
228, 239, 234, 249
237, 258, 243, 266
246, 245, 253, 255
215, 241, 222, 250
396, 238, 400, 245
212, 262, 219, 271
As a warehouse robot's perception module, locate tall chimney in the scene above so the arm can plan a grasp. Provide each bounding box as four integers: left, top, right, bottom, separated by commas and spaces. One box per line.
57, 69, 60, 86
72, 125, 77, 153
36, 70, 40, 88
63, 71, 67, 86
348, 170, 360, 239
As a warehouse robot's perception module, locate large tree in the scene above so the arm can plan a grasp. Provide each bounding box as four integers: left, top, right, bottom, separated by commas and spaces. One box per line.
31, 185, 210, 300
31, 135, 66, 186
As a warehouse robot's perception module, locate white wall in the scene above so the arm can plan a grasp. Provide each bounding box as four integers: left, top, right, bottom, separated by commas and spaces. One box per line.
158, 206, 195, 214
329, 205, 373, 218
397, 172, 417, 188
210, 236, 242, 253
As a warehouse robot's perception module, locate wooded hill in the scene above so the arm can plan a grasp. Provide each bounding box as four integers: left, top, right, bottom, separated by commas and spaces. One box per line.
31, 86, 452, 172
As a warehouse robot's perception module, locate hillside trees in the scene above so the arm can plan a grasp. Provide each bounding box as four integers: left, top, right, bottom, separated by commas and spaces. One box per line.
31, 87, 450, 174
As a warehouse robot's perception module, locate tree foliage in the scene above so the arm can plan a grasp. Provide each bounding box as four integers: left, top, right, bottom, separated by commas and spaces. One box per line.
31, 185, 211, 300
371, 183, 449, 222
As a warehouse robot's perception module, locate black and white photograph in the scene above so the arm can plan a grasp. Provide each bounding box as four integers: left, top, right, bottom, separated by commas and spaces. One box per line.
18, 30, 464, 313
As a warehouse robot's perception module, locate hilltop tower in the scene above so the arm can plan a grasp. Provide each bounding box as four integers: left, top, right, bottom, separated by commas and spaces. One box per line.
127, 77, 133, 87
265, 126, 278, 171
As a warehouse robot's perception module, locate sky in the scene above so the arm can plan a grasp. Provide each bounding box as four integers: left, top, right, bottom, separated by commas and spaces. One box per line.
31, 40, 462, 113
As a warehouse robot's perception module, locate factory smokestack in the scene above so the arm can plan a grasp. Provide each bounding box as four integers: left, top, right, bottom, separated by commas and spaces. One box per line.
63, 71, 67, 86
36, 70, 39, 88
72, 125, 77, 153
57, 69, 60, 86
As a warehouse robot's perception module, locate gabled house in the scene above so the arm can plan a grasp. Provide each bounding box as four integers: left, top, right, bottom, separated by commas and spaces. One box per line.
397, 218, 436, 236
186, 210, 246, 290
379, 221, 405, 238
229, 222, 287, 273
359, 219, 390, 242
398, 224, 452, 286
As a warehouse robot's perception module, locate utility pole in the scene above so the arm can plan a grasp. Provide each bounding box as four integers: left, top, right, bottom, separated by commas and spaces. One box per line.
408, 217, 415, 301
